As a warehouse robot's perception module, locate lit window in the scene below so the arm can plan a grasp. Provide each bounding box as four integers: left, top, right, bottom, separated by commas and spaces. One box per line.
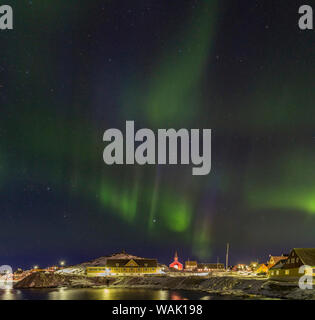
285, 270, 290, 275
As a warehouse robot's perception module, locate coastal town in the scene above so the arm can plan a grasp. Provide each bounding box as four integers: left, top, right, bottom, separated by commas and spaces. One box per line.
0, 247, 315, 300
3, 247, 315, 284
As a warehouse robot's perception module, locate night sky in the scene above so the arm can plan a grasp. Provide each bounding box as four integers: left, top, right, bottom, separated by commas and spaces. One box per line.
1, 0, 314, 269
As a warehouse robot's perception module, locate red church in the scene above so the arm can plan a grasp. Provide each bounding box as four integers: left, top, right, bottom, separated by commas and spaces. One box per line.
169, 251, 183, 270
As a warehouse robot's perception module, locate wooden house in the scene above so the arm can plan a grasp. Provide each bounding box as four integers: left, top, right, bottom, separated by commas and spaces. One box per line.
269, 248, 315, 281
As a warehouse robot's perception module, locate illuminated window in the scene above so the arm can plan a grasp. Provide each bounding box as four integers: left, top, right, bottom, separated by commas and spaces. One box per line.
285, 270, 290, 275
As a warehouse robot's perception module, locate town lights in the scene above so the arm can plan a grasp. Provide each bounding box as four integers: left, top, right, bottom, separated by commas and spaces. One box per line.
59, 261, 65, 267
33, 265, 38, 269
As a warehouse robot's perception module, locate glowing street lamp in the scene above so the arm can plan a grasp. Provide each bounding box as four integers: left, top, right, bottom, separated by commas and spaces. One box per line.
59, 261, 65, 267
33, 265, 39, 270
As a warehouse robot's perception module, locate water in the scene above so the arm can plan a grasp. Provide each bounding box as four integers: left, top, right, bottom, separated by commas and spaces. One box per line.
0, 288, 235, 300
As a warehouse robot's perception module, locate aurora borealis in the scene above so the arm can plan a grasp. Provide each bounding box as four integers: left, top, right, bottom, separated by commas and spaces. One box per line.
0, 0, 314, 269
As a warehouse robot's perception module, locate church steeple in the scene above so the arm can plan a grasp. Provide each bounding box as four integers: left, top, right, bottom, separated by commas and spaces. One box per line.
169, 251, 183, 270
174, 251, 178, 261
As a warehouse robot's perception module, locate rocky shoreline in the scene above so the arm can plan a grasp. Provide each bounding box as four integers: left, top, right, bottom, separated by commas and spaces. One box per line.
13, 273, 315, 300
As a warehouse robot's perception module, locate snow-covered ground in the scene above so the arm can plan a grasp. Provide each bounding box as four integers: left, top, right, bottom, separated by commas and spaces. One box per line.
14, 272, 315, 300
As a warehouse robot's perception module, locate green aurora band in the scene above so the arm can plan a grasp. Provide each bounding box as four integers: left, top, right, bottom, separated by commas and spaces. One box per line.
245, 151, 315, 214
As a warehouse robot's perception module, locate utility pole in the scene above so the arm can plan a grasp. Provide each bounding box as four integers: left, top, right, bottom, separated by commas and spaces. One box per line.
225, 243, 229, 270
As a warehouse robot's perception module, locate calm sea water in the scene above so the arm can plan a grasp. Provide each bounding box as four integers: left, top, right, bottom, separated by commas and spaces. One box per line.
0, 288, 241, 300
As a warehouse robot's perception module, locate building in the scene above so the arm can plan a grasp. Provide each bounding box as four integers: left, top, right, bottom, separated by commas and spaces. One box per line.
197, 263, 224, 272
185, 259, 224, 272
185, 260, 197, 271
249, 261, 259, 271
256, 263, 268, 274
86, 258, 158, 276
269, 248, 315, 280
268, 259, 287, 278
232, 264, 248, 272
45, 266, 59, 272
267, 254, 288, 268
169, 251, 183, 270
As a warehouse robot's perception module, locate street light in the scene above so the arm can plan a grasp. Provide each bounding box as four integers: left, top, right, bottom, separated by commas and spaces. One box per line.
59, 261, 65, 267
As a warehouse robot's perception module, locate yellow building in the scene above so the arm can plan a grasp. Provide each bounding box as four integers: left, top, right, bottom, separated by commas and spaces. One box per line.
86, 258, 158, 276
269, 248, 315, 281
185, 261, 197, 271
256, 263, 268, 274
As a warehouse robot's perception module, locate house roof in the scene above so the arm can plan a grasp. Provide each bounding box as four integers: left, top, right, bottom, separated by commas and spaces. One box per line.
294, 248, 315, 266
185, 261, 197, 266
270, 256, 287, 265
81, 251, 150, 267
269, 259, 287, 270
106, 259, 157, 268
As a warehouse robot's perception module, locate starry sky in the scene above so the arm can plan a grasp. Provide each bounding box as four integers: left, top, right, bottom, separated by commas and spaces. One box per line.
0, 0, 314, 269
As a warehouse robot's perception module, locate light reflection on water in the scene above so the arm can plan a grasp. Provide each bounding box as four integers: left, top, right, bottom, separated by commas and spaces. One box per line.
0, 288, 212, 300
